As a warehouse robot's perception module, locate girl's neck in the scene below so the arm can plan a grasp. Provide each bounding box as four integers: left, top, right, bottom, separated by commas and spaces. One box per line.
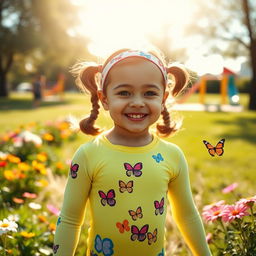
105, 128, 153, 147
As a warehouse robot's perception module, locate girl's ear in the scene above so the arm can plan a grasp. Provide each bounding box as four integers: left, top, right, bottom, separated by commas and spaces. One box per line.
161, 91, 169, 111
97, 90, 109, 110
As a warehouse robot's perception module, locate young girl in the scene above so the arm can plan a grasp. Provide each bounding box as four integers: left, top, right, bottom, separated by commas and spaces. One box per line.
53, 49, 212, 256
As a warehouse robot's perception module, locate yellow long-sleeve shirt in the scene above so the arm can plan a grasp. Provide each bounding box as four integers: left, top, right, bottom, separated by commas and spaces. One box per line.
53, 133, 211, 256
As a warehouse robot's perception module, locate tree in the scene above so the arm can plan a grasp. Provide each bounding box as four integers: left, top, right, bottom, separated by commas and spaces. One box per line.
0, 0, 86, 97
189, 0, 256, 110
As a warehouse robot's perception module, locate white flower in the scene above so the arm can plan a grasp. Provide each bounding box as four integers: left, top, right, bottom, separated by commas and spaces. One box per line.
7, 214, 20, 222
39, 248, 52, 255
28, 202, 42, 210
0, 218, 18, 235
19, 131, 42, 146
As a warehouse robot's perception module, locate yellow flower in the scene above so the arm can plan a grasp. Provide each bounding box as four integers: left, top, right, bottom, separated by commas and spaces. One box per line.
61, 130, 71, 139
36, 179, 49, 187
37, 152, 47, 162
18, 162, 30, 171
4, 170, 16, 181
32, 160, 47, 175
20, 231, 35, 238
49, 223, 56, 231
7, 154, 21, 164
43, 133, 54, 141
58, 121, 69, 130
56, 162, 64, 169
38, 215, 48, 223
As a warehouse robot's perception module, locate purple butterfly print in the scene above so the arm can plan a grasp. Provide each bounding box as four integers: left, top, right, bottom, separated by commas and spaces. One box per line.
53, 244, 59, 254
123, 162, 143, 177
130, 224, 149, 242
154, 197, 164, 215
98, 189, 116, 206
70, 163, 79, 179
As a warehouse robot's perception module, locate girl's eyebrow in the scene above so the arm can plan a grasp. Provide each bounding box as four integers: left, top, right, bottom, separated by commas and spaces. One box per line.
113, 84, 161, 91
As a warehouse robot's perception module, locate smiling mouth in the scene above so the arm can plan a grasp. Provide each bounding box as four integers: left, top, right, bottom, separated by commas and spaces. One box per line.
125, 113, 148, 120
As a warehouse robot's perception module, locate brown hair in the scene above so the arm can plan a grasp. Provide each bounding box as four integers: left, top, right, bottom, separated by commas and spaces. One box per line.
72, 48, 189, 137
156, 64, 189, 137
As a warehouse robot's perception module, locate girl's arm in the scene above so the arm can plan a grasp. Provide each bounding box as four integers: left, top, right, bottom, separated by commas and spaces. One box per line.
53, 146, 91, 256
168, 150, 212, 256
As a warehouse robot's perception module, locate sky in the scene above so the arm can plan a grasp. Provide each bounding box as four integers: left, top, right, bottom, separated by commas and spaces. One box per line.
70, 0, 247, 75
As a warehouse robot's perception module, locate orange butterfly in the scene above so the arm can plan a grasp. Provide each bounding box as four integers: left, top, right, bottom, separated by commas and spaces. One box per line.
203, 139, 225, 157
147, 228, 157, 245
116, 219, 130, 233
128, 206, 143, 221
119, 180, 133, 193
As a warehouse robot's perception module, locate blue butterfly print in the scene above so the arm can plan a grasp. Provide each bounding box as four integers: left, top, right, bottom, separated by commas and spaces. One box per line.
94, 234, 114, 256
152, 153, 164, 163
56, 217, 61, 226
157, 248, 164, 256
139, 51, 151, 59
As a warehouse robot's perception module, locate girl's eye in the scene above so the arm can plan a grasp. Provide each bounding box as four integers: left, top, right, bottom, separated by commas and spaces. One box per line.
117, 91, 130, 96
145, 91, 158, 96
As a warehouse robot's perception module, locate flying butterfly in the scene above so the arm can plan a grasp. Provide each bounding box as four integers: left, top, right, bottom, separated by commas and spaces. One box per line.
203, 139, 225, 157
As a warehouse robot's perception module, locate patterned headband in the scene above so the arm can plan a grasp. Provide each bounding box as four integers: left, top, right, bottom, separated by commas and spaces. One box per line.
100, 50, 168, 89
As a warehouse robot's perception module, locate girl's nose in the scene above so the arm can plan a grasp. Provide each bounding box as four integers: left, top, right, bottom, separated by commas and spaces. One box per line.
129, 96, 145, 108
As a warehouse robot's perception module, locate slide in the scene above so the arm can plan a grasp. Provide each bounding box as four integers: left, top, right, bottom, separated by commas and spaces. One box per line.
227, 75, 240, 105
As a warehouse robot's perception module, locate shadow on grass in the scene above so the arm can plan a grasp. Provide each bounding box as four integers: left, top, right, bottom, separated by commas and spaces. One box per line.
214, 116, 256, 144
0, 98, 68, 111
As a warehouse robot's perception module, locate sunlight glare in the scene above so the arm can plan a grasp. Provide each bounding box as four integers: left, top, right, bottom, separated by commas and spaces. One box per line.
77, 0, 194, 58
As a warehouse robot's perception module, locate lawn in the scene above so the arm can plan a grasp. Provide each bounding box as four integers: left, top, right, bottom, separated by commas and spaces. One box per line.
1, 92, 256, 255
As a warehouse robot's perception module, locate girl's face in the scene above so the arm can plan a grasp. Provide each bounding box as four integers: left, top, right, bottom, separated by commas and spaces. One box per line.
98, 58, 168, 138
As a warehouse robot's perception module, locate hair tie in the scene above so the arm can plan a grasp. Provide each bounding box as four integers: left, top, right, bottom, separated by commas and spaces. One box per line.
100, 50, 167, 89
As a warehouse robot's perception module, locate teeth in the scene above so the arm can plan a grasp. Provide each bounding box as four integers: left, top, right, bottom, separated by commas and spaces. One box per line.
127, 114, 145, 119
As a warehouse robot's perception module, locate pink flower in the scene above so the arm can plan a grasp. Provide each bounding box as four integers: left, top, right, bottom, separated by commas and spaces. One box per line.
202, 200, 226, 223
206, 233, 212, 244
47, 204, 60, 216
222, 183, 238, 194
237, 196, 256, 208
22, 192, 37, 199
221, 203, 249, 222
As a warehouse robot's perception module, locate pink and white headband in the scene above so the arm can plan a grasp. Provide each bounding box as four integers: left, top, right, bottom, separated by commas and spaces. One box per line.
100, 50, 168, 89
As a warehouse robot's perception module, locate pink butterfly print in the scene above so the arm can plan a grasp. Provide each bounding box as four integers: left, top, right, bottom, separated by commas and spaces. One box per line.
154, 197, 164, 215
53, 244, 59, 254
98, 189, 116, 206
123, 162, 143, 177
131, 224, 149, 242
70, 163, 79, 179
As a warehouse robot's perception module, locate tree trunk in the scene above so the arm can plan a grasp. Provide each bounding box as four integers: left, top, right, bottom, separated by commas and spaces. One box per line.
0, 70, 8, 97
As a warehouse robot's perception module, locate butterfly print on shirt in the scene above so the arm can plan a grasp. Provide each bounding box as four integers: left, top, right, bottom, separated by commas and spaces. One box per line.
119, 180, 133, 193
152, 153, 164, 163
123, 162, 143, 177
94, 234, 114, 256
147, 228, 157, 245
70, 163, 79, 179
154, 197, 164, 215
130, 224, 149, 242
128, 206, 143, 221
98, 189, 116, 206
53, 244, 59, 254
116, 219, 130, 233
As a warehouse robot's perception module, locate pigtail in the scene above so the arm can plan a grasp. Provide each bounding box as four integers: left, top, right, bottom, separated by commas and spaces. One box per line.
156, 64, 189, 137
71, 63, 102, 136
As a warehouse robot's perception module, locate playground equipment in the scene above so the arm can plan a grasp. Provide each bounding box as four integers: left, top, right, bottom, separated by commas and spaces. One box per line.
178, 67, 240, 106
43, 74, 65, 99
